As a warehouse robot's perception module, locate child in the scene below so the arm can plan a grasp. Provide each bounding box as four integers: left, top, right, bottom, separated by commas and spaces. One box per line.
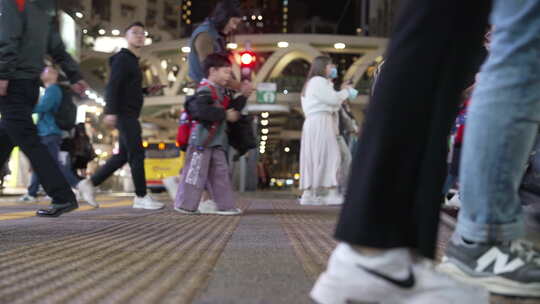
174, 52, 244, 215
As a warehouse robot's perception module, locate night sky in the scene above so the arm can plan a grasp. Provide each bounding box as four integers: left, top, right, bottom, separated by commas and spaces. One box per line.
310, 0, 356, 34
192, 0, 357, 35
286, 0, 357, 34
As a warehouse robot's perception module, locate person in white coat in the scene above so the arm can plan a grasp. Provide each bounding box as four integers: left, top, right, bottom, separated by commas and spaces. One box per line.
300, 56, 356, 205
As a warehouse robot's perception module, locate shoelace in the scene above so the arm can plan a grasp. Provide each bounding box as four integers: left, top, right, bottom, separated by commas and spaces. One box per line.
509, 239, 540, 265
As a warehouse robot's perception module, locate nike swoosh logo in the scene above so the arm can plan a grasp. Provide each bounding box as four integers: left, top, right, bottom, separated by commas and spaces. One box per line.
357, 264, 416, 289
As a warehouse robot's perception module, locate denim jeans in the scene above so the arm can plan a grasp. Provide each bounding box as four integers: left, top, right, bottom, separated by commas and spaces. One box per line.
457, 0, 540, 242
28, 135, 80, 196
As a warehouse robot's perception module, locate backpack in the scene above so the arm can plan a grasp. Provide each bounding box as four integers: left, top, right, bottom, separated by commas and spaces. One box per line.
176, 82, 230, 151
176, 95, 197, 151
72, 135, 97, 165
54, 86, 77, 131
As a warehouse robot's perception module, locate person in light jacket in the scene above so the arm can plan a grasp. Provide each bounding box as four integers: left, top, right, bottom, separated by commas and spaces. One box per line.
299, 56, 355, 205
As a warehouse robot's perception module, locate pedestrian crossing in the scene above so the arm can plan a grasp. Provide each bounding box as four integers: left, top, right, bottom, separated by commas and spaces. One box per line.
0, 196, 136, 221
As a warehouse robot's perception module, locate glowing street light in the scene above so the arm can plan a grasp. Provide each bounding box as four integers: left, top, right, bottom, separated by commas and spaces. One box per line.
334, 42, 346, 49
277, 41, 289, 48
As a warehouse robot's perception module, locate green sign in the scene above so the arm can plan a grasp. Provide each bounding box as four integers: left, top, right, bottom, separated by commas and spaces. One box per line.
256, 82, 277, 104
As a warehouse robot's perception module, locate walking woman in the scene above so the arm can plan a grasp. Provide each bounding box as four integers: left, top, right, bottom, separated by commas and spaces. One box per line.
299, 56, 354, 205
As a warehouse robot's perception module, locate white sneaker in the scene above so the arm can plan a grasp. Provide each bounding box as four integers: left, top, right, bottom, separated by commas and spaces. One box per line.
215, 208, 242, 216
198, 200, 218, 213
299, 190, 323, 206
19, 194, 37, 202
446, 193, 461, 208
197, 200, 242, 216
322, 189, 344, 206
77, 178, 99, 208
72, 188, 83, 203
311, 243, 489, 304
174, 206, 200, 215
133, 194, 164, 210
162, 176, 179, 201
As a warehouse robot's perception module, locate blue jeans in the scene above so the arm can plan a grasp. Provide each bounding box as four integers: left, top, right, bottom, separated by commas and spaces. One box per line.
457, 0, 540, 242
28, 135, 80, 196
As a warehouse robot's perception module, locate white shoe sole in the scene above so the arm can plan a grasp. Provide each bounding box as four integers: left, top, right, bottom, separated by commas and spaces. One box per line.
324, 201, 343, 206
133, 204, 164, 210
311, 271, 397, 304
437, 261, 540, 297
85, 199, 99, 208
214, 210, 242, 216
299, 199, 323, 206
174, 207, 199, 214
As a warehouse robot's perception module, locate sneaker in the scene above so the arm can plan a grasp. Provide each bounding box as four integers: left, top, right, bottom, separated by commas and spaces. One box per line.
19, 194, 37, 202
133, 194, 165, 210
446, 193, 461, 208
197, 200, 242, 216
299, 190, 323, 206
321, 189, 344, 206
438, 234, 540, 297
311, 243, 489, 304
72, 188, 80, 201
174, 206, 200, 215
162, 176, 179, 201
198, 200, 218, 213
77, 178, 99, 208
215, 208, 242, 216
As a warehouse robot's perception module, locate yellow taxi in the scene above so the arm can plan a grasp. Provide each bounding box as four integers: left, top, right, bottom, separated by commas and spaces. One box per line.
143, 141, 185, 192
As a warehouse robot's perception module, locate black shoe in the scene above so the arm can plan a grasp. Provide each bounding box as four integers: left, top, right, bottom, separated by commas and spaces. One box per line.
36, 202, 78, 218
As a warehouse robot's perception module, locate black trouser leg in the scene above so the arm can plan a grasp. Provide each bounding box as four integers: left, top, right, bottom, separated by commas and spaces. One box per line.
0, 79, 75, 205
91, 117, 147, 197
118, 117, 147, 197
335, 0, 492, 258
91, 137, 128, 186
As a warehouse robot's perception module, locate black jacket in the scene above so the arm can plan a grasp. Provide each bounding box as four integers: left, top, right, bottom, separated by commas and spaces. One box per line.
105, 48, 145, 117
187, 92, 255, 156
0, 0, 82, 82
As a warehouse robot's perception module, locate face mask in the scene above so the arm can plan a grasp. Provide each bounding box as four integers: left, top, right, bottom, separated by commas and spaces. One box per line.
329, 67, 338, 79
348, 88, 358, 100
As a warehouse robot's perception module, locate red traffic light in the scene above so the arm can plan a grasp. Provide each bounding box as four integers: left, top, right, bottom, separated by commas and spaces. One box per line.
240, 51, 256, 68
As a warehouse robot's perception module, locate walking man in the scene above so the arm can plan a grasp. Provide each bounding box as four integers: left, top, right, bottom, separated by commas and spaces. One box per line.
0, 0, 88, 217
78, 22, 164, 210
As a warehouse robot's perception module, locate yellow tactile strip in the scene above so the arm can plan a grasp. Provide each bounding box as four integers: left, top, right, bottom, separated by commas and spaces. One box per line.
0, 203, 248, 304
272, 202, 338, 280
